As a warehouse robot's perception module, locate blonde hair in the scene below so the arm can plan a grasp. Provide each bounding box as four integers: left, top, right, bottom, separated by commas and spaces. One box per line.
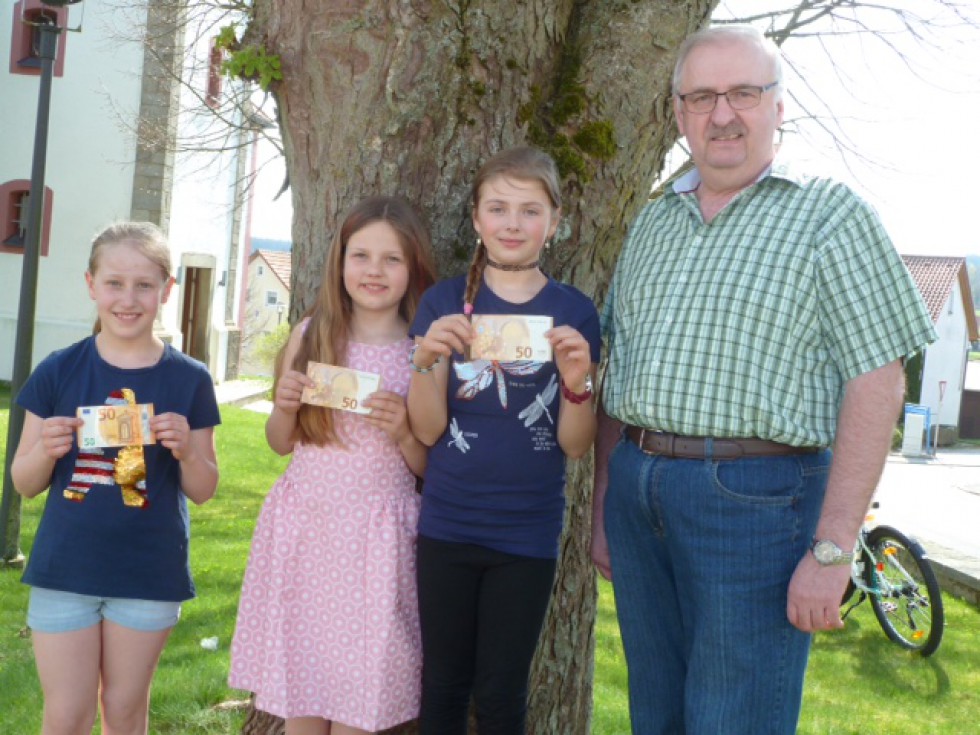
88, 222, 172, 334
463, 146, 561, 310
279, 196, 437, 446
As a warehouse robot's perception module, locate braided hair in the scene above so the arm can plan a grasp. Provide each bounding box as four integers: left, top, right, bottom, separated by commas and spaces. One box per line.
463, 146, 561, 312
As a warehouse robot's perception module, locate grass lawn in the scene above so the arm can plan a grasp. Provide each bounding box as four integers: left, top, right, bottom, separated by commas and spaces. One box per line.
2, 393, 980, 733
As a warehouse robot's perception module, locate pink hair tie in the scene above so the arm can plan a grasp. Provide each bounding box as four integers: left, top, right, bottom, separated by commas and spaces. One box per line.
463, 303, 474, 316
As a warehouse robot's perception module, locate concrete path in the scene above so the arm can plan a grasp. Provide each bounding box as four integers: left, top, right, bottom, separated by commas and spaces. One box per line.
873, 447, 980, 606
214, 379, 271, 408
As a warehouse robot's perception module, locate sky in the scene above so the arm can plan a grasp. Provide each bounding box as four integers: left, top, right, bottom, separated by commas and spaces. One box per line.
747, 0, 980, 259
248, 1, 980, 260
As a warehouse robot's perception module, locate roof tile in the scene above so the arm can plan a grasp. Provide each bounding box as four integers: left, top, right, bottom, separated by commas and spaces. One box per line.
900, 255, 964, 323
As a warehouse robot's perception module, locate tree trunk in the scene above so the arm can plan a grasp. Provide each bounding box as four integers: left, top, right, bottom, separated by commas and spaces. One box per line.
239, 696, 284, 735
241, 2, 718, 733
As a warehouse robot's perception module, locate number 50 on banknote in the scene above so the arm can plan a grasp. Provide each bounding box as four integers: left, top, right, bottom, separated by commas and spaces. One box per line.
77, 404, 156, 448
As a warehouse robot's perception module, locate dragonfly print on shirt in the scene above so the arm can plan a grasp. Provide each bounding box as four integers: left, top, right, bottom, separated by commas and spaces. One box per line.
517, 373, 558, 428
453, 358, 545, 410
446, 417, 471, 453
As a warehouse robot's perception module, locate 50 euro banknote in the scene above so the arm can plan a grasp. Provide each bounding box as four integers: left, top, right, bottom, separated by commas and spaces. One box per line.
76, 404, 156, 449
469, 314, 554, 362
301, 362, 382, 415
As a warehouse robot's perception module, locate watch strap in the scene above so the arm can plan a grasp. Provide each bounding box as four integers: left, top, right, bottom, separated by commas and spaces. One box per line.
560, 377, 593, 404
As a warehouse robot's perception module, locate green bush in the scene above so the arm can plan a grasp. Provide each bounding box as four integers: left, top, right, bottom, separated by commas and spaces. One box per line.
891, 425, 903, 451
251, 323, 290, 374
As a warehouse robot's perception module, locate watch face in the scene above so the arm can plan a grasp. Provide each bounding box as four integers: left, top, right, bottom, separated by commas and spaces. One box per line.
812, 539, 851, 565
813, 541, 839, 564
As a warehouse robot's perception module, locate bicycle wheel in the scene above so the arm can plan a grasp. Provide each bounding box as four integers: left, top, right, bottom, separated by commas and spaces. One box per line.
864, 525, 944, 656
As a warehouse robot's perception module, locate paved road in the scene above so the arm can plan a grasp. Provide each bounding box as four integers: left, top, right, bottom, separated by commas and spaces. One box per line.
872, 447, 980, 601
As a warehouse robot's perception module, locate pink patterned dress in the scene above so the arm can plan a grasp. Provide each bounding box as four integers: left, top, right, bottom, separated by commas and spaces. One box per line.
230, 339, 422, 730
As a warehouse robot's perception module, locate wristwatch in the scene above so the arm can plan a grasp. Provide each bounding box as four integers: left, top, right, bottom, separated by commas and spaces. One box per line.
810, 539, 854, 567
560, 375, 594, 404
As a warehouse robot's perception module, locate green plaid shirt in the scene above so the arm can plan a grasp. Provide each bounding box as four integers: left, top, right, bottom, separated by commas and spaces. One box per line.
602, 160, 936, 447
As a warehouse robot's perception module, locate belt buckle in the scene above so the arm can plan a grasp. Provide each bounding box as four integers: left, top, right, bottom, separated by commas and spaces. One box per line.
637, 427, 657, 456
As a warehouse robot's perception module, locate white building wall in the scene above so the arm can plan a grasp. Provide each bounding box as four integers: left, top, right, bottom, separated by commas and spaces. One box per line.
245, 260, 288, 335
239, 258, 287, 376
0, 2, 147, 379
919, 281, 970, 427
2, 2, 252, 383
164, 12, 251, 383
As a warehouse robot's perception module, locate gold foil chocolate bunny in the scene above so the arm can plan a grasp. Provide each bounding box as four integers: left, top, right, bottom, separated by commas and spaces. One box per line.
113, 389, 149, 508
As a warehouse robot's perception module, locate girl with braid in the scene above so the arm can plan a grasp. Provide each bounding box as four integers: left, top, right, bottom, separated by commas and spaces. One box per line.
407, 146, 600, 734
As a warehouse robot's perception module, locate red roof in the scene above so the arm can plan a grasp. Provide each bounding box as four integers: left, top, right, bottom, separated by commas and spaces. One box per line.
250, 249, 292, 291
901, 255, 978, 340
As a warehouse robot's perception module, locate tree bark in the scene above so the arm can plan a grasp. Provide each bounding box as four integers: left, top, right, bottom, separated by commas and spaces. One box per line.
239, 696, 284, 735
240, 2, 718, 733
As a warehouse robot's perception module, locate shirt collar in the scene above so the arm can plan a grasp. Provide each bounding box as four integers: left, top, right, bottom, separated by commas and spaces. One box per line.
670, 154, 808, 196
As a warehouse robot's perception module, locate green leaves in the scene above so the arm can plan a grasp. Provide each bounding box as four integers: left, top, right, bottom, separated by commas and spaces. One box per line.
214, 24, 283, 92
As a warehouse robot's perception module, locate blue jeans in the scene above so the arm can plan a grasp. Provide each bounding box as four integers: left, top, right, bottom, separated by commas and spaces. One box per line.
27, 586, 181, 633
605, 437, 831, 735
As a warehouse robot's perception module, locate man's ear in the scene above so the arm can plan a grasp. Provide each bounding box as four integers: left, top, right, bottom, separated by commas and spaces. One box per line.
673, 96, 687, 138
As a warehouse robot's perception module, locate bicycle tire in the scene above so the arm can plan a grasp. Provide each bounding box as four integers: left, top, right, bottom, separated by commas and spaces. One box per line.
840, 578, 857, 606
864, 525, 944, 656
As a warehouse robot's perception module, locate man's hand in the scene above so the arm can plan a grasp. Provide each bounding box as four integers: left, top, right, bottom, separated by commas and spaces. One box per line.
786, 553, 851, 632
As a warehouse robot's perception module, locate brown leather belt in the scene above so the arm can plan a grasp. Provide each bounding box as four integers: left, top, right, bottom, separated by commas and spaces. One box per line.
624, 425, 821, 460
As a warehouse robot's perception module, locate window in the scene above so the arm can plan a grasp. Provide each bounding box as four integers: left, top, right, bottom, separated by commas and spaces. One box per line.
0, 180, 53, 256
257, 264, 264, 276
266, 291, 279, 306
9, 1, 70, 77
205, 38, 223, 109
4, 191, 29, 246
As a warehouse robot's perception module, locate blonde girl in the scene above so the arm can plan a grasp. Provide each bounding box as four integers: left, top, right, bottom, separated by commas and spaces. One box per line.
12, 221, 220, 735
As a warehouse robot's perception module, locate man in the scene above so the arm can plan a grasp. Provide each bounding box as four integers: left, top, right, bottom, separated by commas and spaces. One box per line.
592, 25, 936, 735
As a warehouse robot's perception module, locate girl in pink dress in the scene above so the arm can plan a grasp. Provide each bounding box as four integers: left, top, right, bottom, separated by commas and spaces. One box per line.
230, 196, 436, 735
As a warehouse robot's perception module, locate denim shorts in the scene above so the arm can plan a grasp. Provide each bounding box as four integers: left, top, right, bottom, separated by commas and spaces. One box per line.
27, 587, 181, 634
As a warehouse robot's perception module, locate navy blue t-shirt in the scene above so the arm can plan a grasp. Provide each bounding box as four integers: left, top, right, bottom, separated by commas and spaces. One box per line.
410, 275, 600, 558
16, 337, 220, 601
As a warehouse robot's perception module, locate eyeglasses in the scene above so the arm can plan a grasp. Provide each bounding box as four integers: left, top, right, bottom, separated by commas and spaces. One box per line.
677, 81, 779, 114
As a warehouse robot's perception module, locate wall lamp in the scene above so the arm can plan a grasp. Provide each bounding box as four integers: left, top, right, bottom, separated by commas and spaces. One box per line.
22, 0, 85, 34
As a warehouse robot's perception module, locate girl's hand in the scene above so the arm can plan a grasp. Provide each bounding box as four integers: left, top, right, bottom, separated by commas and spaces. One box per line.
40, 416, 84, 459
151, 412, 194, 461
362, 390, 412, 444
547, 325, 591, 392
414, 315, 474, 368
274, 369, 314, 414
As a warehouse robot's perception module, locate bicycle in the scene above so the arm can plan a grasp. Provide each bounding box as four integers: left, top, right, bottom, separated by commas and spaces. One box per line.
839, 502, 945, 657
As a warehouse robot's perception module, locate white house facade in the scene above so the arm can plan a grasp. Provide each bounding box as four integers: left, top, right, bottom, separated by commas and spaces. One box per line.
1, 0, 259, 383
902, 255, 980, 434
245, 249, 290, 333
918, 277, 973, 426
240, 248, 290, 375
